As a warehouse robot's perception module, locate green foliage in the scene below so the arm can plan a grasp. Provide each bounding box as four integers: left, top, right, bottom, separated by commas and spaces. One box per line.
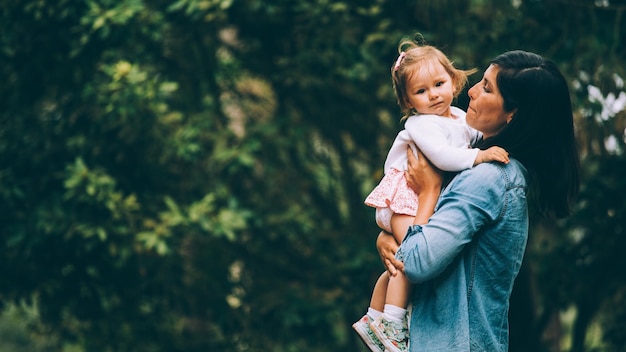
0, 303, 58, 352
1, 0, 626, 351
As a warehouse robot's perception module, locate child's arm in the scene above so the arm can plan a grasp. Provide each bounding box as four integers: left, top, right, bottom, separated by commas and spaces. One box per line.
405, 117, 478, 171
473, 146, 509, 166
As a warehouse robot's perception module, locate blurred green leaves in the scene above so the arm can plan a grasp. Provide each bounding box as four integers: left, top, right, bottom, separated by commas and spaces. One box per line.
1, 1, 626, 351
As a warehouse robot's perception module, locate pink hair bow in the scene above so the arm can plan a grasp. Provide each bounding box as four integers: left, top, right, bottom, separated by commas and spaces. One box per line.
394, 52, 406, 71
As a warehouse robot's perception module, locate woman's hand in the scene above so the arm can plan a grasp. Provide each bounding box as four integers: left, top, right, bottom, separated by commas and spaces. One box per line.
405, 146, 443, 194
376, 231, 404, 276
405, 146, 443, 225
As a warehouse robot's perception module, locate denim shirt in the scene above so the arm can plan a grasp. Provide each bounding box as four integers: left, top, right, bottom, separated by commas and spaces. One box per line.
399, 159, 528, 352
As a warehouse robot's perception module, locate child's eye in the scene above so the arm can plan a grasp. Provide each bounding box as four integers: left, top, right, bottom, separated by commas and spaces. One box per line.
416, 89, 426, 94
435, 81, 444, 87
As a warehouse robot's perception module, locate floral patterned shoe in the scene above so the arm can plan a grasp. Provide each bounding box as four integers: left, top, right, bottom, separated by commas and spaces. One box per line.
352, 314, 385, 352
369, 315, 408, 352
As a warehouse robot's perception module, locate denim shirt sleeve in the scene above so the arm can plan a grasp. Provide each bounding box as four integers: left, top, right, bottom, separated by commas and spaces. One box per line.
400, 163, 507, 283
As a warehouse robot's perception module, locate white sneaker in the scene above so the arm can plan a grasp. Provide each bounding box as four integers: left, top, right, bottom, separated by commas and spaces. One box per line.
352, 314, 385, 352
369, 315, 408, 352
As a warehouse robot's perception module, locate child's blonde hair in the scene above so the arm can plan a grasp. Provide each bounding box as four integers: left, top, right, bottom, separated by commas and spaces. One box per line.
392, 35, 477, 119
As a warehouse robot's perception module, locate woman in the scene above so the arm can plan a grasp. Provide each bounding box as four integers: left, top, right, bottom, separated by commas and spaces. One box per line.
376, 50, 580, 351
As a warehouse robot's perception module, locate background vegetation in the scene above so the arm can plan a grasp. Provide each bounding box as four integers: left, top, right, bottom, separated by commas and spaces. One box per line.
1, 0, 625, 351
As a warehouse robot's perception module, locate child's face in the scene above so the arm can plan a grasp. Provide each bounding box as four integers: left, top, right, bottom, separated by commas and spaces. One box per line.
404, 62, 455, 117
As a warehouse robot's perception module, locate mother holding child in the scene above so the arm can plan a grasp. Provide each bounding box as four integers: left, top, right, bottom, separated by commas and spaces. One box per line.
353, 35, 580, 352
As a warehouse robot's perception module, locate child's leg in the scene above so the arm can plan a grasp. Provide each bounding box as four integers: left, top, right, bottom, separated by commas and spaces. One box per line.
369, 271, 389, 313
384, 213, 414, 311
367, 213, 414, 351
371, 273, 411, 352
386, 270, 412, 309
390, 213, 414, 244
353, 272, 390, 352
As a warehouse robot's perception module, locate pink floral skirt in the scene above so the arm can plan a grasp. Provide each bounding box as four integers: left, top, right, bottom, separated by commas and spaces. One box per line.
364, 168, 418, 216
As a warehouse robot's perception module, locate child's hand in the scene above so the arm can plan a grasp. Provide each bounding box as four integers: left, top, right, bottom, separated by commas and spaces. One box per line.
475, 146, 509, 165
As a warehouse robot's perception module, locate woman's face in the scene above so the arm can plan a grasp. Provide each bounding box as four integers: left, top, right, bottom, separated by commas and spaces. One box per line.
466, 64, 514, 138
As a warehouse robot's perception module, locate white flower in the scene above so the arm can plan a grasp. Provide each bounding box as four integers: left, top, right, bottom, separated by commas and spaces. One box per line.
587, 85, 626, 121
604, 135, 619, 154
613, 73, 624, 89
587, 85, 603, 104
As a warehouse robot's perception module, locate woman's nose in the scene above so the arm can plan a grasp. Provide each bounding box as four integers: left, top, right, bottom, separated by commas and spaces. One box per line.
468, 84, 477, 99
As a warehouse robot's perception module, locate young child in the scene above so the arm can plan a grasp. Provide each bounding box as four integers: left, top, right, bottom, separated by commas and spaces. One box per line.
352, 37, 509, 352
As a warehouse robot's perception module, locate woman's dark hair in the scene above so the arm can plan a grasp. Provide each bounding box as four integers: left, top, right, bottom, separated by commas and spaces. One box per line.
477, 50, 580, 218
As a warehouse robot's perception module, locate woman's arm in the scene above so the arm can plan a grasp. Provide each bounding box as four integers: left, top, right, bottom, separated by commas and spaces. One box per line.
404, 146, 442, 225
400, 162, 508, 283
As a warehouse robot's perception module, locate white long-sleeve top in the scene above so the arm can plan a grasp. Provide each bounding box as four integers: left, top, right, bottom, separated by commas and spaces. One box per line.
384, 106, 482, 173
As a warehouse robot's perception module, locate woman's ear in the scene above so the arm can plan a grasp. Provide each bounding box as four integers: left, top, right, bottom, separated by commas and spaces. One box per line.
506, 109, 517, 123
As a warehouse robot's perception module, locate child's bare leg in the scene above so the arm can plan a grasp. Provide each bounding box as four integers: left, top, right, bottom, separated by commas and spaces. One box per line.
385, 213, 414, 309
386, 270, 411, 308
369, 271, 389, 312
353, 272, 388, 351
390, 214, 414, 244
367, 213, 413, 350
